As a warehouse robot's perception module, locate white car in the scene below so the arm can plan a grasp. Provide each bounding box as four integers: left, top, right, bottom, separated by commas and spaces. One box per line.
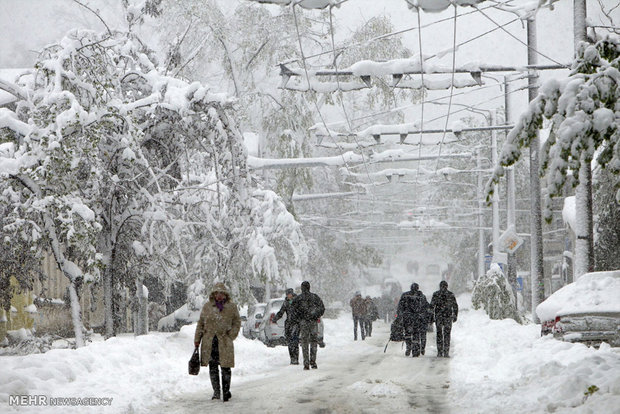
258, 298, 325, 348
242, 303, 266, 340
537, 270, 620, 347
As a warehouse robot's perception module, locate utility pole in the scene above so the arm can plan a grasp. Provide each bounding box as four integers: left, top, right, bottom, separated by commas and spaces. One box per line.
505, 76, 519, 302
527, 18, 545, 324
477, 148, 486, 280
573, 0, 595, 279
491, 111, 500, 261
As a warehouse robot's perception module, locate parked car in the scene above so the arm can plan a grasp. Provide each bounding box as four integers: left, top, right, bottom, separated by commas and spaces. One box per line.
537, 270, 620, 347
258, 298, 325, 347
242, 303, 266, 340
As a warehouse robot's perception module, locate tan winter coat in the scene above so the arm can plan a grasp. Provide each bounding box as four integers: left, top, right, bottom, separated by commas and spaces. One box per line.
194, 283, 241, 368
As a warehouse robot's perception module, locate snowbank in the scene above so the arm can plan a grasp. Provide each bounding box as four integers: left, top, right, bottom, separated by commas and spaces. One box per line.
0, 324, 289, 413
450, 294, 620, 413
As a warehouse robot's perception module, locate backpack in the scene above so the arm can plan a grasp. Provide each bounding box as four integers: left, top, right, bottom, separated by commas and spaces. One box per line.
384, 316, 406, 353
389, 316, 405, 342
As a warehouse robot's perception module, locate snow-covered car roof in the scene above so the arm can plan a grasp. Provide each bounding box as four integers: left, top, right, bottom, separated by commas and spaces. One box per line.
536, 270, 620, 321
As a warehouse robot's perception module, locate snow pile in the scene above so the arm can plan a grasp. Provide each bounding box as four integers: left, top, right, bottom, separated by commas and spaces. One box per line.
450, 294, 620, 413
0, 324, 289, 413
536, 270, 620, 322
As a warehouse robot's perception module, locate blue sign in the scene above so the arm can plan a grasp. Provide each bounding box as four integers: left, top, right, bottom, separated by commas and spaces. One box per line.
484, 254, 494, 272
516, 276, 523, 291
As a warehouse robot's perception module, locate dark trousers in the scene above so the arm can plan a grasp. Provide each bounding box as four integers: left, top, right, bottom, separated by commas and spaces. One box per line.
364, 318, 373, 337
209, 336, 231, 397
420, 328, 427, 354
353, 315, 365, 340
436, 320, 453, 357
405, 323, 427, 357
404, 325, 420, 357
285, 323, 300, 363
299, 319, 318, 366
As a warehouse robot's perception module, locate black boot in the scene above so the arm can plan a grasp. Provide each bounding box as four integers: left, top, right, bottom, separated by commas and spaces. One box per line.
222, 367, 232, 402
209, 363, 220, 400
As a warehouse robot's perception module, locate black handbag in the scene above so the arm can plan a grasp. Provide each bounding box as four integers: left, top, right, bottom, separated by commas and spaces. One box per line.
188, 347, 200, 375
384, 316, 407, 353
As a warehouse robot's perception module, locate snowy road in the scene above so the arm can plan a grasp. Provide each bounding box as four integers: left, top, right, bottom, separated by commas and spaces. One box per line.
153, 323, 451, 414
5, 296, 619, 413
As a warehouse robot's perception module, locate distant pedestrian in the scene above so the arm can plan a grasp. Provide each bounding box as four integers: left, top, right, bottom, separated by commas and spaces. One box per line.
273, 288, 299, 365
194, 282, 241, 402
291, 281, 325, 370
350, 291, 367, 340
430, 281, 459, 358
397, 283, 429, 357
364, 296, 379, 337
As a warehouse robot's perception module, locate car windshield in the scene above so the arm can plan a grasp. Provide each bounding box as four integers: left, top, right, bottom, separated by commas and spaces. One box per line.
270, 299, 284, 310
253, 305, 266, 316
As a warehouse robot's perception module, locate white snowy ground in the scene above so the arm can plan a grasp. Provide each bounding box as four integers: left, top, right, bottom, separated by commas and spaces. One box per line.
1, 294, 619, 414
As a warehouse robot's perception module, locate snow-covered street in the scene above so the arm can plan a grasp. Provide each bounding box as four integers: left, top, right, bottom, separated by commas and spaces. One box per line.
154, 324, 450, 414
3, 294, 620, 414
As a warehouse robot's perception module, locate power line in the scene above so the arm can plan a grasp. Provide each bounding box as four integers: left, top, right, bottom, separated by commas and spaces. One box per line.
472, 5, 568, 67
279, 2, 512, 66
435, 4, 459, 173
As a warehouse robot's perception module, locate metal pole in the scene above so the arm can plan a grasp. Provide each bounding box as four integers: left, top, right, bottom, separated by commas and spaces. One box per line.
477, 149, 486, 280
573, 0, 594, 278
505, 76, 519, 303
527, 18, 545, 324
491, 111, 500, 261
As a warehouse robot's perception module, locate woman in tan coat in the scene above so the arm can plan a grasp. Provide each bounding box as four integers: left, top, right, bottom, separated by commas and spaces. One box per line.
194, 282, 241, 402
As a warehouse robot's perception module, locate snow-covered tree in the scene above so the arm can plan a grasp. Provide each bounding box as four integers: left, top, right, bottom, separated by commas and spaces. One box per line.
472, 263, 521, 323
0, 19, 307, 341
593, 168, 620, 271
487, 34, 620, 278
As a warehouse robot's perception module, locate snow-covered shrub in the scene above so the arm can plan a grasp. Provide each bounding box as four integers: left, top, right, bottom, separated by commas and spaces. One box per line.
472, 264, 521, 323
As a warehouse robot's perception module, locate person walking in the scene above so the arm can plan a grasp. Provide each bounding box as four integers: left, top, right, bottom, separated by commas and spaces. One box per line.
364, 296, 379, 337
350, 291, 367, 340
397, 283, 429, 357
194, 282, 241, 402
430, 280, 459, 358
273, 288, 300, 365
291, 281, 325, 370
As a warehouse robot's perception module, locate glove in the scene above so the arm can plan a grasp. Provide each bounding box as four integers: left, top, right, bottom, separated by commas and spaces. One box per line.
194, 342, 200, 348
452, 316, 457, 323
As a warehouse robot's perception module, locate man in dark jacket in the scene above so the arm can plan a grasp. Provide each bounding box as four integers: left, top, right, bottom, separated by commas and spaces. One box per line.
349, 291, 367, 340
430, 280, 458, 358
291, 281, 325, 370
273, 288, 299, 365
397, 283, 429, 357
364, 296, 379, 337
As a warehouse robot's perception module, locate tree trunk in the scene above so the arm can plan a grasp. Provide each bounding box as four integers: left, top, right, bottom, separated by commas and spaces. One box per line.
68, 281, 85, 347
135, 279, 148, 336
574, 157, 595, 278
103, 265, 114, 339
12, 174, 87, 346
99, 235, 115, 339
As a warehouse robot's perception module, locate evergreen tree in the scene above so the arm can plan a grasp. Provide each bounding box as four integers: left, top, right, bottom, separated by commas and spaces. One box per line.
472, 264, 521, 323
